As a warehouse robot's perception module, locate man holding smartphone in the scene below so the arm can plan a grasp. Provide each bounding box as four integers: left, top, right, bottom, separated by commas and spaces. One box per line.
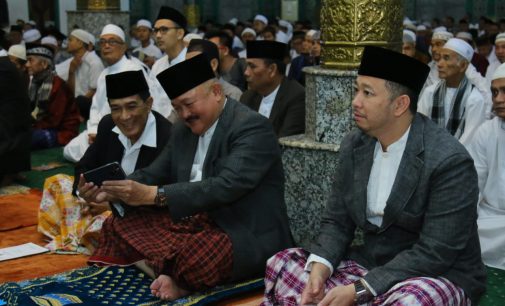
78, 54, 293, 301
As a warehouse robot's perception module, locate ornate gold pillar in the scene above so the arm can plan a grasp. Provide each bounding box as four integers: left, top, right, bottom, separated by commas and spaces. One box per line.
320, 0, 404, 69
76, 0, 120, 10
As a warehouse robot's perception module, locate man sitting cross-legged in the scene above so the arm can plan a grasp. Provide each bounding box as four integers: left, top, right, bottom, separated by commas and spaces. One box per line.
261, 46, 487, 306
78, 54, 293, 300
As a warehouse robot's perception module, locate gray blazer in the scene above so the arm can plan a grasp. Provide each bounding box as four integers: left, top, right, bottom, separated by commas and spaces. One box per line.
310, 114, 486, 303
240, 77, 305, 138
129, 98, 293, 281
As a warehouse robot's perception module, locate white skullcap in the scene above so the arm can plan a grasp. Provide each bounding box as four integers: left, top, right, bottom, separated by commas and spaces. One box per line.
456, 32, 473, 42
278, 20, 290, 28
41, 36, 58, 47
27, 20, 36, 26
496, 33, 505, 44
432, 30, 454, 41
443, 38, 474, 62
23, 29, 41, 43
254, 14, 268, 25
100, 24, 125, 41
71, 29, 93, 44
241, 27, 256, 37
183, 33, 202, 43
433, 26, 447, 32
423, 21, 431, 28
492, 63, 505, 81
87, 32, 96, 46
8, 44, 26, 61
403, 29, 416, 43
228, 18, 238, 25
136, 19, 152, 29
416, 25, 427, 31
403, 17, 413, 25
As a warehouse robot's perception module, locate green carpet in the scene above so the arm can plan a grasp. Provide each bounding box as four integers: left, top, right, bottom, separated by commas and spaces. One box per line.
479, 266, 505, 306
22, 147, 74, 189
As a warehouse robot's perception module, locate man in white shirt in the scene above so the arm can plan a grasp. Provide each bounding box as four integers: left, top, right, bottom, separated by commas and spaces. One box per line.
418, 38, 489, 144
132, 19, 162, 69
484, 33, 505, 84
63, 24, 150, 162
56, 29, 104, 120
424, 30, 453, 88
261, 45, 486, 306
149, 6, 188, 122
240, 40, 305, 138
466, 63, 505, 270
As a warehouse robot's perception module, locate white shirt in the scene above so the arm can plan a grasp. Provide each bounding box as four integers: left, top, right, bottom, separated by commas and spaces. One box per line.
112, 112, 157, 175
55, 51, 105, 97
133, 42, 163, 59
485, 60, 502, 85
258, 85, 280, 118
149, 48, 187, 118
0, 49, 7, 56
87, 55, 149, 135
466, 117, 505, 269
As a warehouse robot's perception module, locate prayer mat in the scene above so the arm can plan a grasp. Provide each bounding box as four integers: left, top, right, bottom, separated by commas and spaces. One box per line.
0, 184, 32, 196
0, 265, 264, 306
0, 189, 42, 231
479, 266, 505, 306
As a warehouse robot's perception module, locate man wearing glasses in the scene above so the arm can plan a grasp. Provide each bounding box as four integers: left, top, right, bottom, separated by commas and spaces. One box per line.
149, 6, 188, 123
64, 24, 151, 163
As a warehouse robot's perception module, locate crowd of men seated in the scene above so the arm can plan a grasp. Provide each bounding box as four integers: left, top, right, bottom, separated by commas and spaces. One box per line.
0, 7, 504, 305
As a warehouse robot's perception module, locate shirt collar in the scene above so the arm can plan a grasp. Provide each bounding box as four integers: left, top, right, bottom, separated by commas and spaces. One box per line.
375, 125, 411, 154
263, 84, 281, 100
201, 98, 227, 139
108, 55, 128, 73
169, 47, 187, 66
113, 112, 157, 150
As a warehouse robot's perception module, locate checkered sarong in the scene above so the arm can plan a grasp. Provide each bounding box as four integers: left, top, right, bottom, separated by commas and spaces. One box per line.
261, 248, 470, 306
88, 207, 233, 291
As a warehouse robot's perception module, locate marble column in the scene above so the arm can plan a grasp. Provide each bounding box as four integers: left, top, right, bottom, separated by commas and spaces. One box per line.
281, 0, 403, 248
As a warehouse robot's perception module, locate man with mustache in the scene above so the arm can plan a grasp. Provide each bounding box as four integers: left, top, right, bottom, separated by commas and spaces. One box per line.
78, 54, 293, 301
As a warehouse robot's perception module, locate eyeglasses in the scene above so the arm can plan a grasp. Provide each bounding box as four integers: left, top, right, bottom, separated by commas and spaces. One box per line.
98, 39, 124, 47
153, 26, 180, 34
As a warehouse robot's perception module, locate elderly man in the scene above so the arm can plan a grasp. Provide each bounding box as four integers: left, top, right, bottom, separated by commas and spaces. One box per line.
485, 33, 505, 84
149, 6, 188, 121
262, 45, 486, 306
132, 19, 162, 69
186, 39, 242, 101
466, 63, 505, 270
63, 24, 150, 162
241, 40, 305, 138
418, 38, 489, 144
56, 29, 104, 120
425, 30, 454, 87
402, 29, 416, 58
79, 54, 293, 300
26, 44, 80, 149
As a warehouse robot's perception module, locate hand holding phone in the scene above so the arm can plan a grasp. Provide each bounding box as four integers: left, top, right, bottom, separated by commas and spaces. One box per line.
83, 162, 126, 187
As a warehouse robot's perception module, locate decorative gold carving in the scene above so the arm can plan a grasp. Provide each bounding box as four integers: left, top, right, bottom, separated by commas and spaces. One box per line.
320, 0, 403, 70
77, 0, 120, 10
184, 4, 200, 28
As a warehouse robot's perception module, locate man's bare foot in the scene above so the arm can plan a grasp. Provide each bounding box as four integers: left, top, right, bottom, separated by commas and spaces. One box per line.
150, 274, 190, 300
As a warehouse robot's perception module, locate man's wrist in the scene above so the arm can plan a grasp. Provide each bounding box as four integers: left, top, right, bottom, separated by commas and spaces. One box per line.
154, 185, 168, 207
353, 279, 373, 304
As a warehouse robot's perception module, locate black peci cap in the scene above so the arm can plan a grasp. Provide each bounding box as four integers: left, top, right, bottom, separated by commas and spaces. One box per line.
106, 70, 149, 99
156, 6, 187, 30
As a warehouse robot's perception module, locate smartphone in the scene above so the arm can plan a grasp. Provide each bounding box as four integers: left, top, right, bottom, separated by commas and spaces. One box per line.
83, 162, 126, 187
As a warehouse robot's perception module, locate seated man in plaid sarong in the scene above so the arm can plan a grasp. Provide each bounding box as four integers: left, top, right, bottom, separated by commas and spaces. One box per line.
261, 47, 487, 306
78, 53, 293, 300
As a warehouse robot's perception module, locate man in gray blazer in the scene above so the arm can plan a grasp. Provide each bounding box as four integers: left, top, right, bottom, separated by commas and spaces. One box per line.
79, 54, 293, 300
241, 40, 305, 138
261, 46, 486, 306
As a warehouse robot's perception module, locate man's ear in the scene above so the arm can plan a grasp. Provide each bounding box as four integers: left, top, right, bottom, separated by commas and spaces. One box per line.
210, 58, 219, 72
394, 94, 411, 117
177, 28, 185, 41
145, 96, 153, 109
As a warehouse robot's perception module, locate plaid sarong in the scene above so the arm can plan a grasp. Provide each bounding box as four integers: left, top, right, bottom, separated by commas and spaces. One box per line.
261, 248, 470, 306
89, 208, 233, 291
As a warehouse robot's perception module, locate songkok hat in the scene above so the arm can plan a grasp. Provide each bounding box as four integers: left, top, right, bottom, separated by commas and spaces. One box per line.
106, 70, 149, 99
136, 19, 152, 29
100, 24, 125, 41
241, 27, 256, 38
254, 14, 268, 25
403, 30, 416, 43
41, 36, 58, 47
71, 29, 93, 44
23, 29, 41, 43
492, 63, 505, 81
432, 30, 454, 41
456, 31, 473, 42
443, 38, 474, 62
26, 43, 54, 61
187, 39, 219, 63
156, 53, 215, 100
156, 6, 187, 30
183, 33, 203, 44
496, 33, 505, 44
246, 40, 287, 61
8, 44, 26, 61
358, 46, 429, 94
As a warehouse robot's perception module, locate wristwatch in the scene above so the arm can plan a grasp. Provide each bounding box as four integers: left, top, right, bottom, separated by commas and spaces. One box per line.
154, 186, 168, 207
354, 279, 373, 304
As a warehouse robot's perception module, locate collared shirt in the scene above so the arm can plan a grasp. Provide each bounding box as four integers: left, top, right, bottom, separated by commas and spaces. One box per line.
149, 47, 187, 118
112, 112, 157, 175
443, 88, 457, 126
367, 127, 410, 226
258, 84, 280, 118
55, 51, 105, 97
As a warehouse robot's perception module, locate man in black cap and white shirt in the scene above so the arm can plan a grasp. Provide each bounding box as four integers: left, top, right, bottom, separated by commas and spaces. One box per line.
261, 46, 486, 306
78, 54, 293, 300
241, 40, 305, 138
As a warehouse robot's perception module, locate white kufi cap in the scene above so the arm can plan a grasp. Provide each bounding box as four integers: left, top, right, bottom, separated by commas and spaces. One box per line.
254, 14, 268, 25
183, 33, 203, 44
23, 29, 41, 43
136, 19, 152, 29
41, 36, 58, 47
241, 27, 256, 38
432, 30, 454, 41
443, 38, 474, 62
100, 24, 125, 41
71, 29, 93, 44
492, 63, 505, 81
495, 33, 505, 44
456, 32, 473, 42
403, 29, 416, 43
8, 44, 26, 61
